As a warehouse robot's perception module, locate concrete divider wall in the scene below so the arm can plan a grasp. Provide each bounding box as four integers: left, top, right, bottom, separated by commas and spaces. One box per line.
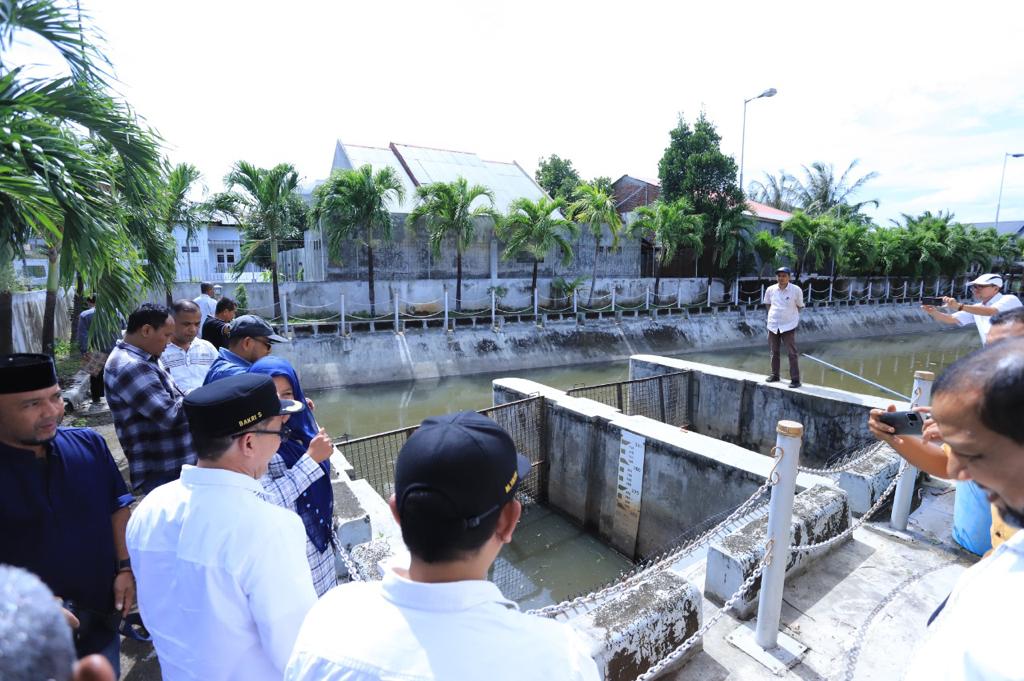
273, 304, 940, 390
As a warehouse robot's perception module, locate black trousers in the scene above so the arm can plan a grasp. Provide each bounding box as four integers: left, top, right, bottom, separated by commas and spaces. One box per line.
89, 368, 105, 401
768, 328, 800, 381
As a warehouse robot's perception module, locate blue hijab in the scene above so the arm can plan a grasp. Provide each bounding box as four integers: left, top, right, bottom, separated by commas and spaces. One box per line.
249, 356, 333, 553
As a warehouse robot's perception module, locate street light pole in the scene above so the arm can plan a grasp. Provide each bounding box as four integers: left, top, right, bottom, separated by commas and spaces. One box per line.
739, 88, 777, 194
995, 152, 1024, 228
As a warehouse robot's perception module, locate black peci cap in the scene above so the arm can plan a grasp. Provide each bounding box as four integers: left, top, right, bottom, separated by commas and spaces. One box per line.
0, 354, 58, 394
183, 373, 303, 438
395, 411, 532, 529
229, 315, 288, 343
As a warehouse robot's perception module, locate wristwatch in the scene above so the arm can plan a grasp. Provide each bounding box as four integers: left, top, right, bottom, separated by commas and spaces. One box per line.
117, 558, 132, 572
958, 303, 964, 311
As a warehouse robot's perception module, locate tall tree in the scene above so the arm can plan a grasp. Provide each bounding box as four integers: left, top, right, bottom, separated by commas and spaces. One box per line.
751, 230, 795, 277
794, 160, 878, 217
407, 177, 497, 311
535, 154, 581, 202
567, 182, 622, 305
657, 112, 745, 279
161, 162, 204, 292
748, 170, 798, 211
310, 164, 405, 317
496, 196, 577, 303
629, 198, 704, 299
215, 161, 300, 318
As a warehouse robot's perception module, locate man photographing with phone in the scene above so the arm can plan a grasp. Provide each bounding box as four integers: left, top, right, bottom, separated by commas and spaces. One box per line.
921, 273, 1021, 344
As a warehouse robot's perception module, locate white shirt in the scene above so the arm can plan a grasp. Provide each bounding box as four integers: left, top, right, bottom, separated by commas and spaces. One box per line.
194, 294, 217, 327
951, 292, 1023, 343
286, 567, 600, 681
162, 338, 218, 393
905, 529, 1024, 680
763, 283, 805, 333
127, 465, 318, 681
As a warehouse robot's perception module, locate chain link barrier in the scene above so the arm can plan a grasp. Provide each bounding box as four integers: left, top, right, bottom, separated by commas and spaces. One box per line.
336, 543, 364, 583
633, 548, 774, 681
797, 441, 889, 476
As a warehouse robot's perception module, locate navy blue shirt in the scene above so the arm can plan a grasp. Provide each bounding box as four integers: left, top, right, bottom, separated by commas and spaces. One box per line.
0, 428, 134, 614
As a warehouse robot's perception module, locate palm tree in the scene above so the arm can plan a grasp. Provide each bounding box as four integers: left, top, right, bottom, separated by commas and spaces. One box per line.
710, 214, 755, 281
748, 170, 798, 211
567, 183, 622, 305
629, 198, 704, 300
216, 161, 300, 318
310, 164, 405, 317
407, 177, 497, 312
496, 196, 577, 304
751, 231, 795, 277
161, 162, 204, 288
0, 0, 164, 355
794, 160, 878, 217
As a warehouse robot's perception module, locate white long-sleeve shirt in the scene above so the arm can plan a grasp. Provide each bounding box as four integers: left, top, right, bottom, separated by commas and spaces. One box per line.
127, 465, 317, 681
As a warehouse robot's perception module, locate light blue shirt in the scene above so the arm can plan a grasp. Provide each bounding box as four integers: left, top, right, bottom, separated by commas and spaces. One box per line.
952, 480, 993, 556
203, 347, 251, 385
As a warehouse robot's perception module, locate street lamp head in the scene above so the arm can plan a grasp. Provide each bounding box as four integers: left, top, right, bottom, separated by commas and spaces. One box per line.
760, 88, 778, 99
1010, 152, 1024, 158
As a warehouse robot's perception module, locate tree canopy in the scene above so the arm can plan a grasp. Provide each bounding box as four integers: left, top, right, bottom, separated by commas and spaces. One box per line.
535, 154, 581, 202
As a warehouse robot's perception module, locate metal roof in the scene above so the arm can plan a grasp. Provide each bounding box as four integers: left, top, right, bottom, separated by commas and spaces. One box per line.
330, 140, 548, 214
744, 200, 793, 223
969, 220, 1024, 237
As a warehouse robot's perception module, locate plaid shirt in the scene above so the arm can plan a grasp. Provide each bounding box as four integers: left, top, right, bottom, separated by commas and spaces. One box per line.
260, 454, 337, 596
104, 340, 197, 492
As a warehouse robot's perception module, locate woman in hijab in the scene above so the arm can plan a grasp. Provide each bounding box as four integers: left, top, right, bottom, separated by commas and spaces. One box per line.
250, 356, 337, 595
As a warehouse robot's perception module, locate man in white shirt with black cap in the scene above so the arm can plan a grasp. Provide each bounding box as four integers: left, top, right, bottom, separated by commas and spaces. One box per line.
287, 411, 600, 681
127, 373, 317, 681
763, 266, 805, 388
922, 272, 1023, 344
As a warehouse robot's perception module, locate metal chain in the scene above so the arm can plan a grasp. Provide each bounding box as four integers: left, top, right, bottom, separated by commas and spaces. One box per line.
789, 462, 906, 553
336, 544, 364, 583
797, 442, 887, 475
633, 547, 773, 681
527, 476, 775, 618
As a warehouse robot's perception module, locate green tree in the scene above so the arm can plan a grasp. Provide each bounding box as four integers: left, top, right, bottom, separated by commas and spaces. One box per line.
496, 196, 577, 304
657, 112, 745, 279
794, 160, 878, 217
310, 164, 405, 317
0, 0, 164, 355
407, 177, 497, 311
161, 162, 204, 291
535, 154, 581, 202
590, 176, 614, 195
630, 198, 704, 299
748, 170, 798, 211
568, 182, 622, 305
215, 161, 300, 318
751, 230, 795, 277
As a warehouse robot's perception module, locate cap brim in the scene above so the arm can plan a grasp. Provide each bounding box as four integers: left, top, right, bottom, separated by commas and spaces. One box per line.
267, 333, 289, 343
278, 398, 304, 415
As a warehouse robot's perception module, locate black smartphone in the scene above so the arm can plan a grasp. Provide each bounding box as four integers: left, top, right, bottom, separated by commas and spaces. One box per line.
877, 410, 928, 435
921, 296, 945, 306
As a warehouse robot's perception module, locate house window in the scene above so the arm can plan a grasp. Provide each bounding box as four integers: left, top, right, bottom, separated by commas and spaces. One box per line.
216, 248, 236, 265
181, 245, 199, 253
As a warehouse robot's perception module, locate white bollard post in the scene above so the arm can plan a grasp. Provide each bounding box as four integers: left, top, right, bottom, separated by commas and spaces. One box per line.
340, 294, 346, 336
572, 291, 578, 314
281, 289, 290, 336
828, 280, 834, 302
890, 371, 934, 530
533, 288, 539, 319
760, 283, 765, 303
678, 281, 684, 310
754, 420, 804, 649
919, 280, 924, 299
645, 287, 651, 310
393, 296, 400, 332
732, 279, 739, 305
707, 282, 712, 307
611, 287, 616, 312
446, 287, 451, 332
934, 277, 941, 296
867, 281, 872, 302
488, 288, 493, 329
885, 278, 891, 300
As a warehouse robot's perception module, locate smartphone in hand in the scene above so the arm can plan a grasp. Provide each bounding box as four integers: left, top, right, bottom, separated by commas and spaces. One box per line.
921, 296, 946, 307
877, 410, 929, 436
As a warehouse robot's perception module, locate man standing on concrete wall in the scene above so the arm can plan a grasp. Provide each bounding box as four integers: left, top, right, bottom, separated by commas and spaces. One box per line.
904, 338, 1024, 681
922, 273, 1022, 343
763, 267, 804, 388
287, 412, 599, 680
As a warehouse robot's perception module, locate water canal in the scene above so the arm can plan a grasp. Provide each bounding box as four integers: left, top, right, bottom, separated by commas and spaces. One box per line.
312, 327, 979, 606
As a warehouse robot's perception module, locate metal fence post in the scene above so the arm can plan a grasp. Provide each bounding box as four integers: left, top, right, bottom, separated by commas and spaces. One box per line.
281, 289, 290, 336
707, 282, 712, 307
488, 288, 493, 329
760, 283, 765, 303
828, 280, 833, 302
867, 281, 872, 302
340, 294, 346, 336
533, 288, 539, 320
934, 277, 941, 296
754, 420, 803, 649
885, 278, 891, 300
918, 280, 924, 298
645, 287, 650, 310
733, 279, 739, 305
611, 287, 616, 312
572, 291, 577, 315
393, 296, 399, 332
445, 286, 451, 332
891, 371, 934, 530
678, 281, 684, 310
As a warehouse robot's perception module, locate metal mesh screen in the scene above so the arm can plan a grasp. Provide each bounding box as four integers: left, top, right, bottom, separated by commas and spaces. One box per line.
337, 396, 547, 503
567, 371, 689, 427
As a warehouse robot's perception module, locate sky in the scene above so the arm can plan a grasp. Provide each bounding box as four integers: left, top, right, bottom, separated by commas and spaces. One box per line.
12, 0, 1024, 225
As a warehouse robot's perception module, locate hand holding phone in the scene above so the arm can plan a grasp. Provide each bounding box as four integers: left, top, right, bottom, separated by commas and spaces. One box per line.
877, 410, 929, 436
921, 296, 945, 307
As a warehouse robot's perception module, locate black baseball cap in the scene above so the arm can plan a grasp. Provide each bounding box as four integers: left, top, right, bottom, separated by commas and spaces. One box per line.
776, 267, 792, 275
0, 354, 58, 394
184, 373, 303, 438
395, 412, 532, 529
229, 315, 288, 343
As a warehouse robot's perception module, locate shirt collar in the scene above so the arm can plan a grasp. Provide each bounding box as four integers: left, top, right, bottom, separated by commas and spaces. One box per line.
179, 464, 264, 495
380, 566, 517, 613
219, 347, 251, 367
0, 434, 57, 461
118, 339, 158, 362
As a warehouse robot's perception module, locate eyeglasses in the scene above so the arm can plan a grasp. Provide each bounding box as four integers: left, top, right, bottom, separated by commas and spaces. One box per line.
255, 338, 273, 350
232, 425, 292, 440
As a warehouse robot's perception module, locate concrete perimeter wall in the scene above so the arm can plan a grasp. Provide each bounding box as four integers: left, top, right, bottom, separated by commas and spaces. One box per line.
272, 303, 940, 390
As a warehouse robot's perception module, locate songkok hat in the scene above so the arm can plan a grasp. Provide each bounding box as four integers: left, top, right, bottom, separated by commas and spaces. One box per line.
184, 373, 302, 438
0, 354, 58, 394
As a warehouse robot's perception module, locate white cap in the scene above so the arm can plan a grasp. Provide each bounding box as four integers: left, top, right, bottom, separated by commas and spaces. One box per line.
968, 273, 1003, 287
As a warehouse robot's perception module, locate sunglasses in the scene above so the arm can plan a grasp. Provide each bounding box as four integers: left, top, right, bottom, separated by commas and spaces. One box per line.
232, 425, 293, 441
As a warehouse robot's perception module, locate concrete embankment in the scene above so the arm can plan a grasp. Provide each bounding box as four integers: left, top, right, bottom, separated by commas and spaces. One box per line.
276, 303, 942, 391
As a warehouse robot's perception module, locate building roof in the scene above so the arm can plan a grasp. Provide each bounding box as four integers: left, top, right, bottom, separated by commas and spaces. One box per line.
744, 200, 793, 223
969, 220, 1024, 237
613, 174, 661, 188
331, 140, 549, 214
